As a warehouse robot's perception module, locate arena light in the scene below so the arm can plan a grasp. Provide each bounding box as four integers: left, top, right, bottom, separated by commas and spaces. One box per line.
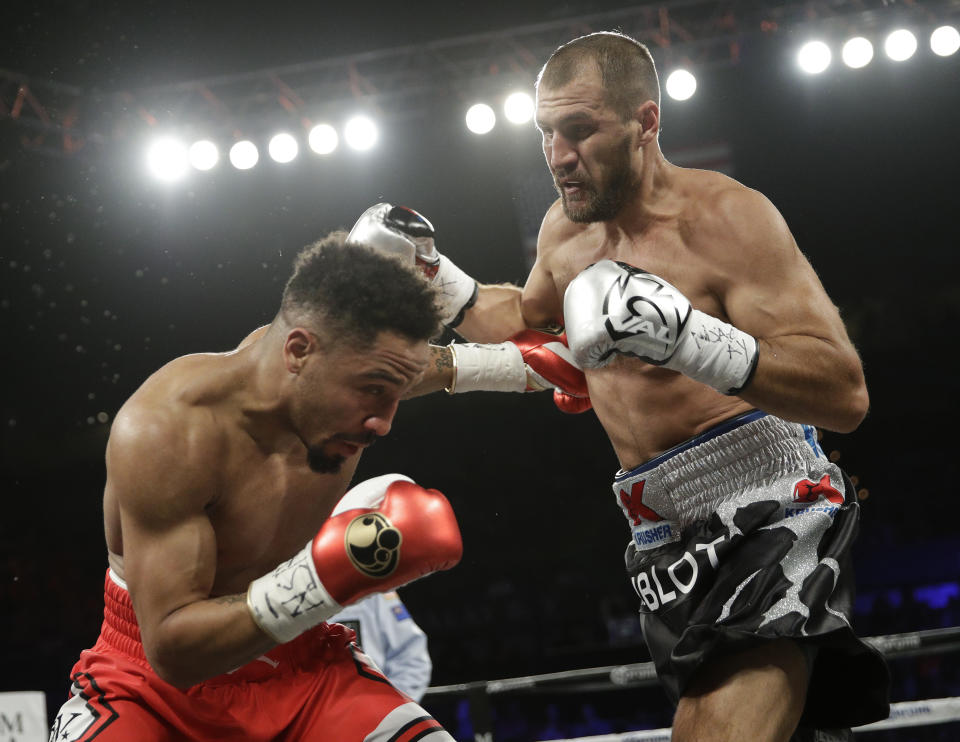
146, 137, 189, 182
268, 132, 299, 163
344, 115, 379, 151
665, 69, 697, 101
229, 140, 259, 170
503, 92, 534, 124
465, 103, 496, 134
308, 123, 338, 154
930, 25, 960, 57
884, 29, 918, 61
841, 37, 874, 69
188, 139, 219, 171
797, 40, 832, 74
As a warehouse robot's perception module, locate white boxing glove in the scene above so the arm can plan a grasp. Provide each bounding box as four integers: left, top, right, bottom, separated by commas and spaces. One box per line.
563, 260, 758, 395
347, 203, 478, 328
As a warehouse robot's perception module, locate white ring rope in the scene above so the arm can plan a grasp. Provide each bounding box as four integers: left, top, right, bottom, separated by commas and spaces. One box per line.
532, 697, 960, 741
422, 626, 960, 741
424, 626, 960, 697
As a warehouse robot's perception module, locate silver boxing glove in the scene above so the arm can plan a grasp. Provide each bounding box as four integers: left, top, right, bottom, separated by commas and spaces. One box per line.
563, 260, 758, 395
347, 203, 478, 328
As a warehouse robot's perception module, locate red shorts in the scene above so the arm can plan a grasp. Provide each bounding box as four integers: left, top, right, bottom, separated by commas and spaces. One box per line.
50, 571, 452, 741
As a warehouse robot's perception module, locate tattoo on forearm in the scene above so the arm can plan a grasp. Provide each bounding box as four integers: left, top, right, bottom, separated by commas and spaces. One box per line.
434, 346, 454, 373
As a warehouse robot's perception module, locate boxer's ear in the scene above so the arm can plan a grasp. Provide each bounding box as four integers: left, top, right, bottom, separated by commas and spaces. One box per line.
634, 100, 660, 145
283, 328, 316, 373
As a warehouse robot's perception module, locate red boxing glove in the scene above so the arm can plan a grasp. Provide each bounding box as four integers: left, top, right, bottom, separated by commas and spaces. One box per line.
448, 330, 593, 413
247, 474, 462, 643
553, 388, 593, 414
510, 330, 591, 412
314, 475, 462, 604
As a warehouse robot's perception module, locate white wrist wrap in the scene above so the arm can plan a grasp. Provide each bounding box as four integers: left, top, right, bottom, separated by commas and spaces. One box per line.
432, 254, 479, 328
247, 540, 341, 644
448, 342, 527, 394
666, 309, 759, 395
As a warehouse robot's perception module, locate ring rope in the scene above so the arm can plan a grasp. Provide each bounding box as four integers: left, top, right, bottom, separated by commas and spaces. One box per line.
530, 697, 960, 741
424, 626, 960, 698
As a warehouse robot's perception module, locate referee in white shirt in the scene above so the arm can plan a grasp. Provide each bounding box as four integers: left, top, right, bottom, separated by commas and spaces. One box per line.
330, 591, 433, 702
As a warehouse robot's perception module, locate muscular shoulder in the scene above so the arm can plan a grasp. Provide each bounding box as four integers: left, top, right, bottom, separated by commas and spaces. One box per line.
536, 198, 587, 256
108, 359, 227, 506
679, 169, 795, 271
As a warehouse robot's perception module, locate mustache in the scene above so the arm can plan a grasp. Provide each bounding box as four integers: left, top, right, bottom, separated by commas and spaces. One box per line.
332, 432, 378, 446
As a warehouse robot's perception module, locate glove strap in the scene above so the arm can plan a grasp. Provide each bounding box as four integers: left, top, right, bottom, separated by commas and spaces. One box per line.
447, 342, 528, 394
665, 309, 759, 395
433, 254, 478, 328
247, 541, 341, 644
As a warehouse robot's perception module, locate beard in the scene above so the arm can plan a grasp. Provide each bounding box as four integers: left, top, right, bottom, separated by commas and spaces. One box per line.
306, 446, 346, 474
305, 432, 377, 474
556, 136, 640, 223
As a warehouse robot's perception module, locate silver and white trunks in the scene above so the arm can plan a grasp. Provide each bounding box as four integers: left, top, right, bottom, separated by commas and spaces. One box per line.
613, 410, 889, 730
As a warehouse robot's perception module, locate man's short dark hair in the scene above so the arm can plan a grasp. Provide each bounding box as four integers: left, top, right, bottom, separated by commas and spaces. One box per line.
537, 31, 660, 120
280, 230, 441, 346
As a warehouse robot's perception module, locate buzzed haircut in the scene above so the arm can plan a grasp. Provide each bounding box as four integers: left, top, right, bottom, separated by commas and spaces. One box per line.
537, 31, 660, 120
281, 230, 441, 347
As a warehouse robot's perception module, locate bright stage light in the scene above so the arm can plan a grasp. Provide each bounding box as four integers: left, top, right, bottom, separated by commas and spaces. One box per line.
465, 103, 496, 134
930, 25, 960, 57
268, 132, 299, 163
885, 29, 918, 61
229, 140, 259, 170
308, 124, 338, 154
146, 137, 189, 182
665, 69, 697, 101
842, 37, 874, 69
344, 116, 378, 151
503, 92, 534, 124
797, 40, 832, 74
188, 140, 219, 171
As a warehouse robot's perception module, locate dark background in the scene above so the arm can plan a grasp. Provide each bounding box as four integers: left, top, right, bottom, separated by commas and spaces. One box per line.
2, 1, 959, 738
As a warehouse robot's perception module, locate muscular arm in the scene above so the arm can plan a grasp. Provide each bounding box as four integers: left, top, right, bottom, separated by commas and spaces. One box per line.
454, 283, 526, 342
109, 407, 275, 688
711, 188, 868, 432
406, 202, 574, 399
406, 345, 456, 397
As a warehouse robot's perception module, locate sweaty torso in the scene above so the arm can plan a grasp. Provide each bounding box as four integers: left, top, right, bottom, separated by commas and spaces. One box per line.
525, 167, 753, 470
104, 353, 358, 596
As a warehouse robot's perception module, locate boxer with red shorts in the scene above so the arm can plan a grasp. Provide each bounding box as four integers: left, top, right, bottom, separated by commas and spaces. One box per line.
50, 234, 462, 741
52, 572, 445, 741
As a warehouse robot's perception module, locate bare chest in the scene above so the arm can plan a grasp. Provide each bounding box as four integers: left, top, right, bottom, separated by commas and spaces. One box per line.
208, 451, 350, 593
537, 220, 749, 467
548, 223, 724, 319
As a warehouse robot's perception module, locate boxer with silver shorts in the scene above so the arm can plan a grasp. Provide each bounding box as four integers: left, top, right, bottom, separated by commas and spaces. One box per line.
349, 30, 891, 742
615, 411, 887, 737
